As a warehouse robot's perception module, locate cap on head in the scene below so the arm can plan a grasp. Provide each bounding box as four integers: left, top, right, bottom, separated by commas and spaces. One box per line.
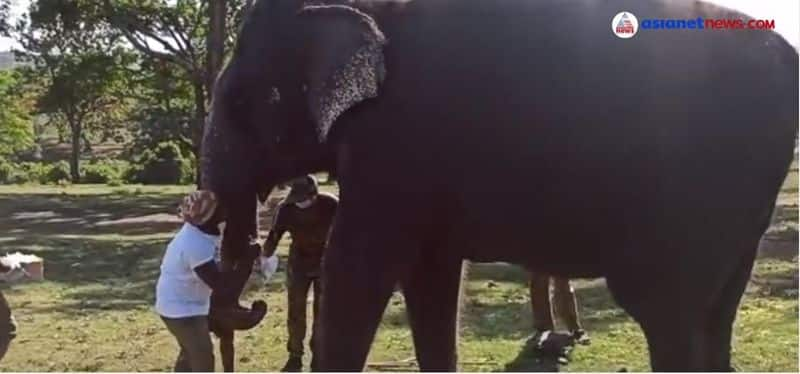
285, 175, 319, 204
178, 190, 219, 226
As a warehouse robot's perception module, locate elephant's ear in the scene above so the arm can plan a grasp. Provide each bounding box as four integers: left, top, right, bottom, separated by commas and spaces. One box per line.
299, 5, 387, 142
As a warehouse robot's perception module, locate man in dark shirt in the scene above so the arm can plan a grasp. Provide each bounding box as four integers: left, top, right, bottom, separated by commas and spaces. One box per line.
263, 175, 338, 372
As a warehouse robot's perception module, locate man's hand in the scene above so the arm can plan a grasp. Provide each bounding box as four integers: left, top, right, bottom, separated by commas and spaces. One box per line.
243, 242, 261, 263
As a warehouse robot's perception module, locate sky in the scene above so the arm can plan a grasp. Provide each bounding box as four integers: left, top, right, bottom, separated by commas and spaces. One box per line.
0, 0, 798, 50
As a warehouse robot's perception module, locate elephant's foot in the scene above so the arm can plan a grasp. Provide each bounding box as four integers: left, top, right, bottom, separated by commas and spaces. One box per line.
281, 356, 303, 372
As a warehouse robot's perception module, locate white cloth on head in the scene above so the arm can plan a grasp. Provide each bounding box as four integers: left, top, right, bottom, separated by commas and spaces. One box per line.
155, 223, 218, 318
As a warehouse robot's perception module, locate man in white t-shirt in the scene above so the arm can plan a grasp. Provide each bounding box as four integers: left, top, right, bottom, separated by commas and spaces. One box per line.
155, 191, 261, 372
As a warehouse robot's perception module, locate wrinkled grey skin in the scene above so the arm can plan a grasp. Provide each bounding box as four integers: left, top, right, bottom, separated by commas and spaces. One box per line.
200, 0, 798, 371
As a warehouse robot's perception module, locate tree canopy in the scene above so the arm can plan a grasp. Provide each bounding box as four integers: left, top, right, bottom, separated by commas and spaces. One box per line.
104, 0, 250, 160
0, 0, 251, 184
14, 0, 135, 181
0, 70, 34, 157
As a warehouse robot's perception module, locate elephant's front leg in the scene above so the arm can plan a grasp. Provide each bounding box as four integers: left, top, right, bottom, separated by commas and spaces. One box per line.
401, 253, 463, 371
316, 217, 403, 371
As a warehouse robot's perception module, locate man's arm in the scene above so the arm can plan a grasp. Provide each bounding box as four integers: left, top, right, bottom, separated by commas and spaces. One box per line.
263, 205, 290, 257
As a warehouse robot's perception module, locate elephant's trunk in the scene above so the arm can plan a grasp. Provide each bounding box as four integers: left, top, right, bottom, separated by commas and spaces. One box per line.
200, 107, 259, 272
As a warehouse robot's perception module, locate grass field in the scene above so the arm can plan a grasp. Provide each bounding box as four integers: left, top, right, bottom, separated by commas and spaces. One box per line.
0, 165, 796, 372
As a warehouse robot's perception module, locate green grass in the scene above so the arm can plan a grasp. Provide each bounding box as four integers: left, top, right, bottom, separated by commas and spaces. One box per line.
0, 172, 796, 371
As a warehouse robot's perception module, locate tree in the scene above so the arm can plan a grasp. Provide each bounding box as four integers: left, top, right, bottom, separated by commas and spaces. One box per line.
103, 0, 249, 182
127, 58, 196, 158
14, 0, 134, 182
0, 0, 10, 36
0, 69, 34, 157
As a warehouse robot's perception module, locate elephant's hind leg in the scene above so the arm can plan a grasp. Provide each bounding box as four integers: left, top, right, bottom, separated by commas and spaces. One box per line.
607, 269, 710, 371
640, 317, 708, 371
705, 246, 758, 371
401, 252, 464, 371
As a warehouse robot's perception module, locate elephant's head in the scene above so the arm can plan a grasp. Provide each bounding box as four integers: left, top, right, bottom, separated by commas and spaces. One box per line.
200, 0, 386, 261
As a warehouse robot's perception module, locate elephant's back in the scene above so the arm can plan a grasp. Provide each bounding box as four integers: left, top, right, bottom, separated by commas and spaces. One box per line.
372, 0, 797, 196
348, 0, 797, 275
375, 0, 797, 131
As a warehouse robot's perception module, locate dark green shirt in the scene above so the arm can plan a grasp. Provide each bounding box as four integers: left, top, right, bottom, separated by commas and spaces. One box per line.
264, 193, 338, 273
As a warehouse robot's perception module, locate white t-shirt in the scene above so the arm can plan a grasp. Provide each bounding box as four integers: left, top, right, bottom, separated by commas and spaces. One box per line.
155, 223, 219, 318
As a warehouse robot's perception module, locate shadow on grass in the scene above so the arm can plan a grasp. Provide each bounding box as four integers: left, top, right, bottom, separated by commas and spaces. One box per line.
494, 283, 630, 372
501, 334, 567, 372
464, 279, 628, 333
3, 188, 795, 370
0, 189, 297, 323
15, 236, 163, 285
758, 239, 799, 261
0, 191, 190, 316
16, 236, 165, 316
0, 192, 186, 240
468, 263, 530, 284
0, 191, 282, 240
464, 262, 635, 372
750, 261, 799, 299
764, 204, 798, 243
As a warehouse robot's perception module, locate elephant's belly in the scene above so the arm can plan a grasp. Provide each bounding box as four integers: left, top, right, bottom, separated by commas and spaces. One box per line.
447, 188, 628, 278
458, 232, 612, 278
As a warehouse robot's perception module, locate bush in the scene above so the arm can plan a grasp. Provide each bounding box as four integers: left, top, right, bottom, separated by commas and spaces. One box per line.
0, 158, 13, 184
81, 159, 129, 184
15, 161, 70, 184
19, 162, 48, 184
45, 161, 71, 184
5, 166, 28, 184
126, 142, 195, 185
122, 164, 141, 184
0, 161, 71, 184
14, 162, 38, 183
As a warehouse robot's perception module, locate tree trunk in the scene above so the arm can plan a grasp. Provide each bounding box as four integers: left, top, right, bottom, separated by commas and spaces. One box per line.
206, 0, 226, 96
70, 122, 82, 183
197, 0, 226, 188
192, 81, 207, 187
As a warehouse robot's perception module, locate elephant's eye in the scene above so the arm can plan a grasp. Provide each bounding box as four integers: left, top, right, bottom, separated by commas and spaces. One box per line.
267, 87, 281, 104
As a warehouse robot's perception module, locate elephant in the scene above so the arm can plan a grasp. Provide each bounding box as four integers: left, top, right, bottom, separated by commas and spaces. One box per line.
200, 0, 798, 371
